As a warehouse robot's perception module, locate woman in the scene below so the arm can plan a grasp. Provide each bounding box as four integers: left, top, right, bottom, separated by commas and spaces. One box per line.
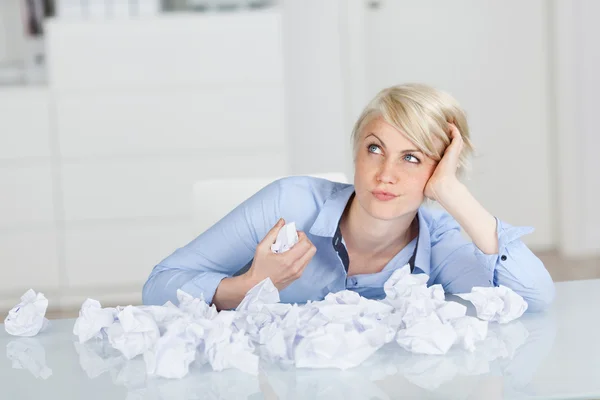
142, 84, 555, 312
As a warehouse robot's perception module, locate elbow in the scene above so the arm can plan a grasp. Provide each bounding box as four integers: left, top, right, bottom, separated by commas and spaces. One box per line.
141, 276, 155, 306
142, 268, 164, 306
524, 272, 556, 313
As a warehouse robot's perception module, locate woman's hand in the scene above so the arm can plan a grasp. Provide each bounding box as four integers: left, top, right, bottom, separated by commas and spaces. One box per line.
424, 122, 463, 201
422, 123, 499, 254
245, 218, 317, 291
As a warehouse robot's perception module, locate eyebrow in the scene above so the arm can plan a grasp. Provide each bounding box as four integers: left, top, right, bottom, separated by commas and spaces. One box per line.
365, 133, 423, 154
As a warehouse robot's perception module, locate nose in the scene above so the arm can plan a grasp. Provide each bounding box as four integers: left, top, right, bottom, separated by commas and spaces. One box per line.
376, 158, 398, 184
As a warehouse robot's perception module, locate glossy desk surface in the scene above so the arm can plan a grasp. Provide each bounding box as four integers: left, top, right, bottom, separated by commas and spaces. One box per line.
1, 279, 599, 399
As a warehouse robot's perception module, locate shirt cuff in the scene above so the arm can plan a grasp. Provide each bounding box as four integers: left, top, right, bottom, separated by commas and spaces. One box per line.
180, 272, 229, 305
473, 217, 535, 273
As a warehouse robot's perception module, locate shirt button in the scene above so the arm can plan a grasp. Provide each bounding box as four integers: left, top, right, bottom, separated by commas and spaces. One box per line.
500, 255, 507, 261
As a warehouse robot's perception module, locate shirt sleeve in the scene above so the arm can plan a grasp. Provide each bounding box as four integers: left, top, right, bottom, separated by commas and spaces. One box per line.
429, 211, 556, 312
142, 180, 282, 306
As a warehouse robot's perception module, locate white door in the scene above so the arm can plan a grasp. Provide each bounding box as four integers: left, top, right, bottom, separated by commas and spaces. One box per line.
362, 0, 554, 250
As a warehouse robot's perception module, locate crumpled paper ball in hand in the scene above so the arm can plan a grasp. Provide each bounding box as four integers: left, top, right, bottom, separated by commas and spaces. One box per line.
271, 222, 299, 254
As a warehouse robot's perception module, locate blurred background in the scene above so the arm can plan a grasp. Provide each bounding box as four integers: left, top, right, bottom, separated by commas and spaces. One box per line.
0, 0, 598, 317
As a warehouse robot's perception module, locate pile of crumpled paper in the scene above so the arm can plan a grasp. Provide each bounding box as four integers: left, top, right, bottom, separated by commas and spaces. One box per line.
4, 262, 528, 380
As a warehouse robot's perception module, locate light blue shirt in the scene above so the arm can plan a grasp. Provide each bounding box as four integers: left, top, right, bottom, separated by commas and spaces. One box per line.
143, 176, 555, 311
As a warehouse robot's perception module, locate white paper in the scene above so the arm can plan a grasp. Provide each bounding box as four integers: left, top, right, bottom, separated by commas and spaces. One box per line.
382, 265, 441, 330
271, 222, 299, 253
456, 285, 528, 323
201, 311, 259, 375
6, 338, 52, 379
436, 301, 467, 323
4, 289, 50, 337
451, 316, 488, 352
176, 290, 218, 321
205, 328, 259, 375
395, 313, 457, 355
107, 306, 160, 360
65, 262, 530, 380
295, 323, 386, 370
137, 302, 184, 335
236, 278, 280, 312
144, 318, 204, 379
73, 298, 117, 343
383, 264, 429, 301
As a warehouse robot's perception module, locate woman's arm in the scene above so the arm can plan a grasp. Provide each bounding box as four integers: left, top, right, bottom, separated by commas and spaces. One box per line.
428, 211, 555, 311
142, 180, 282, 307
430, 179, 499, 254
425, 123, 555, 311
425, 123, 499, 254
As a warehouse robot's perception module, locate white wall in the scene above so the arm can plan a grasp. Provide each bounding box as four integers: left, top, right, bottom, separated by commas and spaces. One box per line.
280, 0, 566, 251
553, 0, 600, 257
356, 0, 555, 250
281, 0, 354, 179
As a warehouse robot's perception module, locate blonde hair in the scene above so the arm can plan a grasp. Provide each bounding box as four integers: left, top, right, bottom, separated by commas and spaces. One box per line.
351, 83, 474, 174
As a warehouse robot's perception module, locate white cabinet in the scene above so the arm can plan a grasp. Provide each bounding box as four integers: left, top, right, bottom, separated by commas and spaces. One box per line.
0, 88, 52, 160
0, 229, 61, 311
54, 88, 285, 158
0, 10, 288, 314
0, 165, 55, 229
0, 88, 59, 311
47, 10, 288, 304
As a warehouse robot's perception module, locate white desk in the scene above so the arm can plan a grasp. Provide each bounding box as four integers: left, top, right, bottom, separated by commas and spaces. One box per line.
1, 279, 598, 399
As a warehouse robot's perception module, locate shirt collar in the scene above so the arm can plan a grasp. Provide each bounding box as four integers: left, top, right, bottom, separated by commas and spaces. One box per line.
309, 185, 355, 237
309, 185, 432, 276
412, 209, 432, 276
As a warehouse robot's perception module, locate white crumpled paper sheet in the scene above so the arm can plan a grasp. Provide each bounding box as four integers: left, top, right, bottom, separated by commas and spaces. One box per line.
61, 247, 530, 381
73, 299, 117, 343
4, 289, 50, 337
456, 285, 528, 324
271, 222, 299, 254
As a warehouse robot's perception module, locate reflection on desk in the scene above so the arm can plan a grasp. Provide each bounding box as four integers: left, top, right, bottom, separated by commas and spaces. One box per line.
3, 306, 556, 400
6, 337, 52, 380
4, 279, 600, 399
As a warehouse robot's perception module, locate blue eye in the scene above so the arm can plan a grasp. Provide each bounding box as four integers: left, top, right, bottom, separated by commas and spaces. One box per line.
404, 154, 420, 163
368, 144, 382, 154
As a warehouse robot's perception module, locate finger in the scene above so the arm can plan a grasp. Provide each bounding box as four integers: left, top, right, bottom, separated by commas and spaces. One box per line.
290, 243, 317, 278
283, 238, 311, 263
445, 124, 463, 157
296, 231, 308, 242
281, 232, 312, 263
258, 218, 285, 251
447, 123, 461, 141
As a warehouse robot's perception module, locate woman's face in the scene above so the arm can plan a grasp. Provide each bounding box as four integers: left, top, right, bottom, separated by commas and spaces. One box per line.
353, 116, 438, 221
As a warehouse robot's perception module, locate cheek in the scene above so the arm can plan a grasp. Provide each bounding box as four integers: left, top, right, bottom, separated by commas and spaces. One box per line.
354, 154, 377, 177
402, 166, 435, 191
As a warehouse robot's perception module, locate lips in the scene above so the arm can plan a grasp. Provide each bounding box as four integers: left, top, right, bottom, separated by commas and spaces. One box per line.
372, 190, 397, 201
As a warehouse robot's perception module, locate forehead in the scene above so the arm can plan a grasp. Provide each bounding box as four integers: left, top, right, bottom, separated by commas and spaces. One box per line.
361, 116, 416, 149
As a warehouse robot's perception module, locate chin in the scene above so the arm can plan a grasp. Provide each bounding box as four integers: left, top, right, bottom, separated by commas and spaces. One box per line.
362, 197, 417, 221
